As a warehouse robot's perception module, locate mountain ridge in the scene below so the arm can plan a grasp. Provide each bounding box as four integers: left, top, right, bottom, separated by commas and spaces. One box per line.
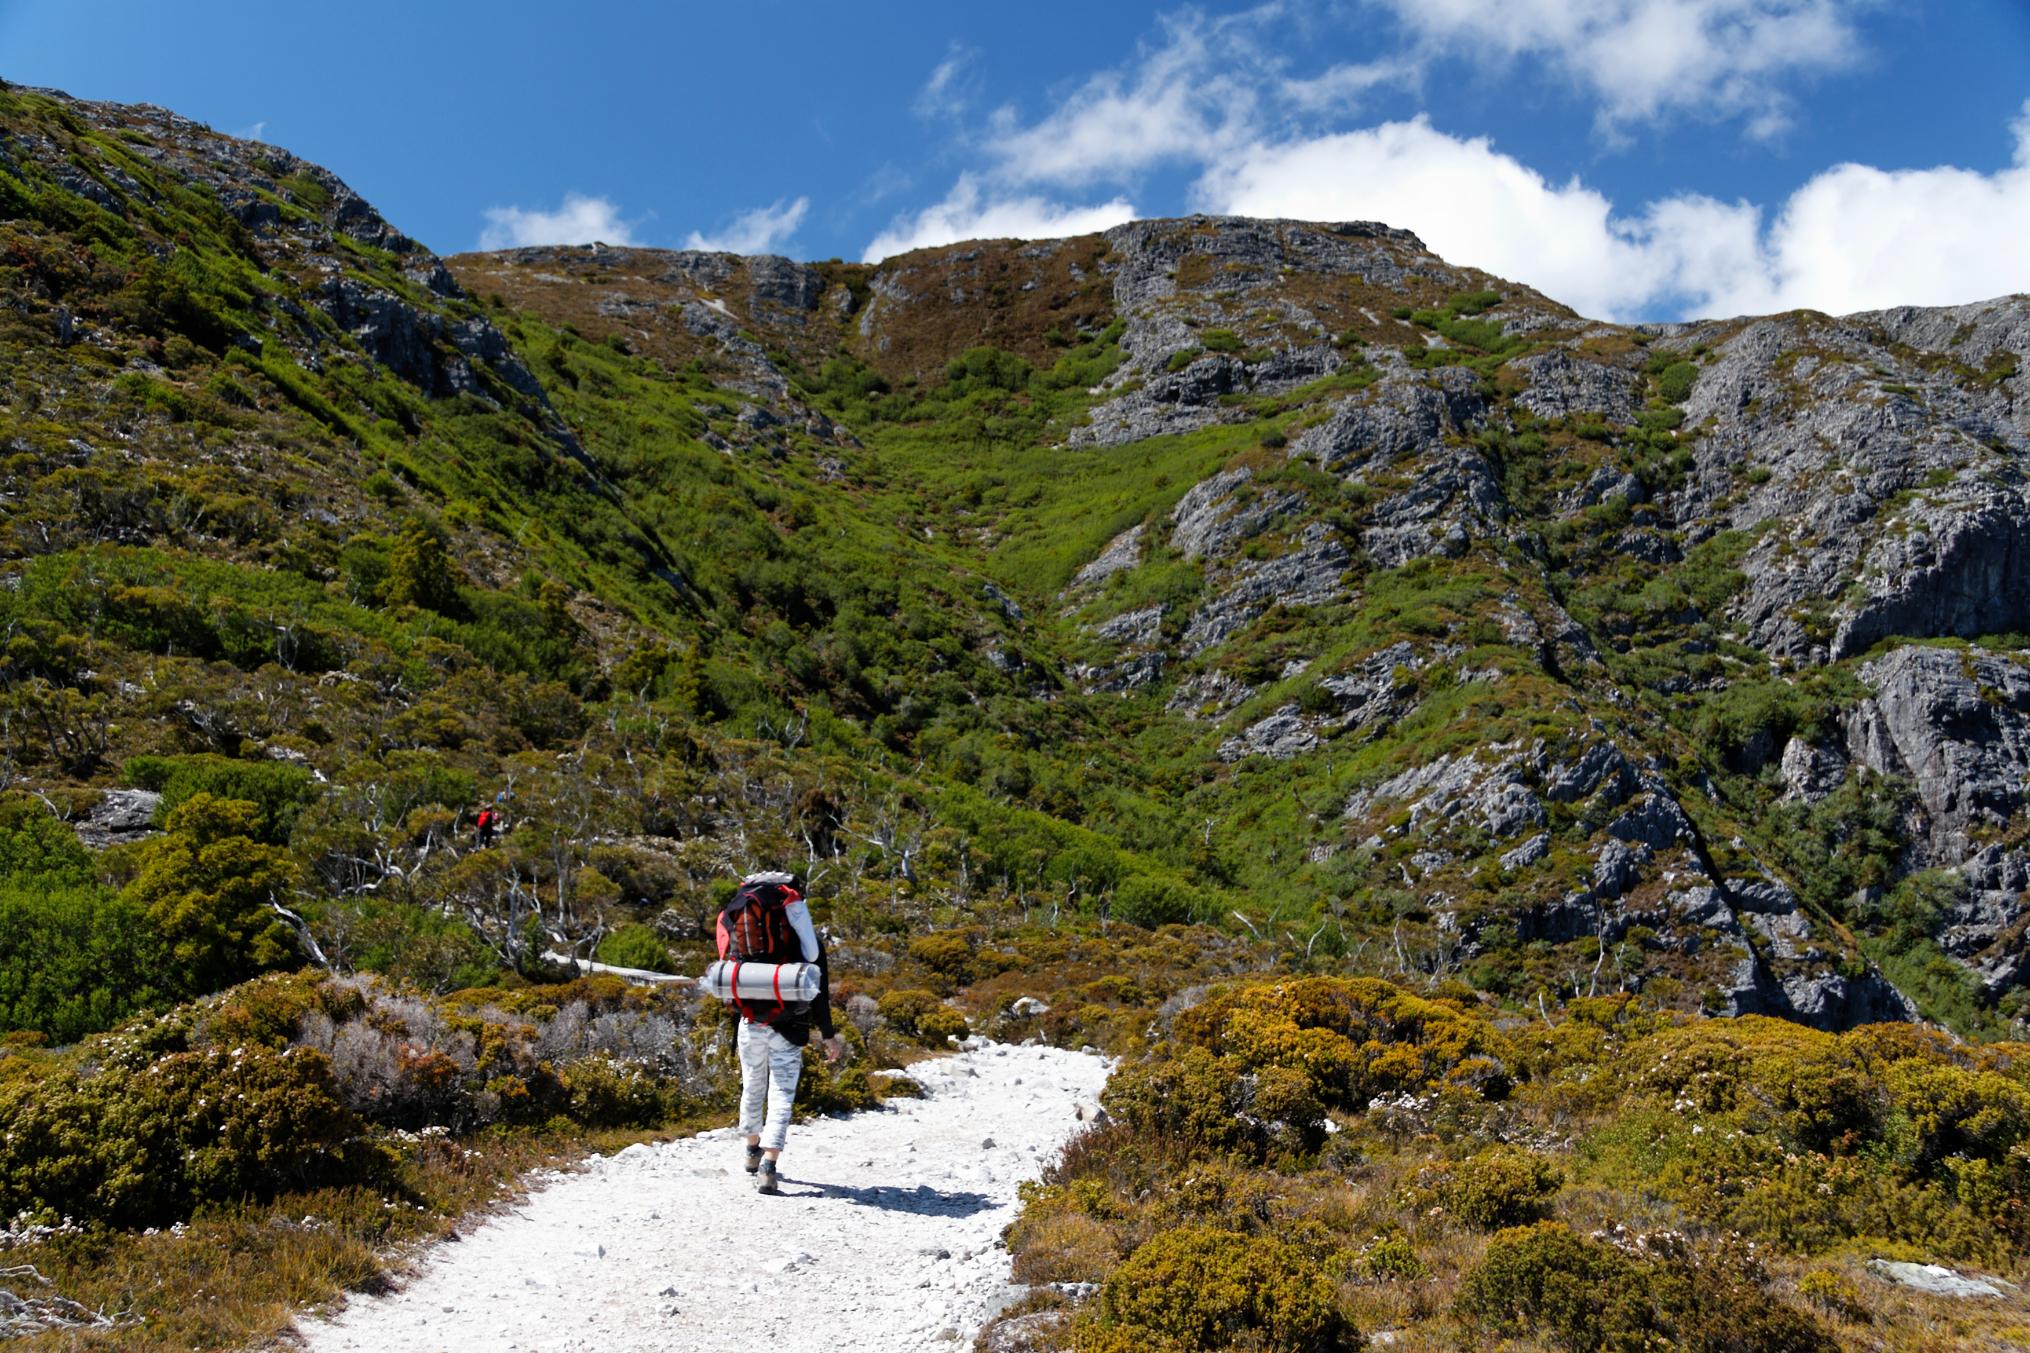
4, 79, 2028, 1032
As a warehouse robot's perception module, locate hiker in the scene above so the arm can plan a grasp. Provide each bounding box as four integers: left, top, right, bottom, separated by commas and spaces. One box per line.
717, 870, 843, 1195
473, 803, 496, 847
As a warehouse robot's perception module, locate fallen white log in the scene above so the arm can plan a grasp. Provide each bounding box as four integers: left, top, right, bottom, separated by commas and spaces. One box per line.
540, 951, 694, 986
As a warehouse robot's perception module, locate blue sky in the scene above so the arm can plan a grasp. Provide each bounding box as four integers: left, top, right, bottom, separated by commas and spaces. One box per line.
3, 0, 2027, 319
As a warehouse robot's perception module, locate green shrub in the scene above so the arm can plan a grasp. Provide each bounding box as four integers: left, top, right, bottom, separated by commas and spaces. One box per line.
1797, 1267, 1868, 1322
1079, 1225, 1358, 1353
1200, 328, 1243, 354
123, 753, 318, 844
1438, 1146, 1563, 1228
0, 1043, 358, 1227
793, 1040, 880, 1115
1111, 877, 1199, 929
1172, 976, 1512, 1112
944, 345, 1032, 393
562, 1055, 666, 1127
308, 897, 496, 993
876, 987, 968, 1044
0, 881, 169, 1043
1102, 1047, 1254, 1156
120, 793, 299, 997
1456, 1222, 1651, 1350
906, 932, 974, 985
1354, 1234, 1428, 1281
596, 923, 673, 974
0, 795, 94, 884
1658, 360, 1699, 403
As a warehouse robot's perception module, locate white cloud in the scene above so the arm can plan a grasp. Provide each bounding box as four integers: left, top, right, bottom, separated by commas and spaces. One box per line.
985, 13, 1259, 186
1369, 0, 1871, 134
478, 193, 637, 250
1195, 103, 2030, 320
231, 119, 268, 143
863, 174, 1136, 262
684, 197, 809, 256
869, 5, 2027, 317
1711, 101, 2030, 314
915, 42, 980, 121
1281, 59, 1415, 115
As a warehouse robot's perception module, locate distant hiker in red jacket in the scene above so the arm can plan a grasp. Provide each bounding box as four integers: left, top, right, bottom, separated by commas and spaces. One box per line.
717, 871, 843, 1195
474, 805, 496, 847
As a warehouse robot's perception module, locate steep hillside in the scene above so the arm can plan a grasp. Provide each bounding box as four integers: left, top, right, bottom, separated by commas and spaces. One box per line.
5, 80, 2030, 1351
450, 217, 2030, 1036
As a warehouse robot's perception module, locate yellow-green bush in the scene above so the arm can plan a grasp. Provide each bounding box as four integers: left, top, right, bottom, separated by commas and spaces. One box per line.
1459, 1221, 1841, 1352
1456, 1221, 1645, 1349
1174, 976, 1512, 1112
1101, 1047, 1255, 1156
1075, 1224, 1358, 1353
876, 987, 967, 1044
1796, 1267, 1868, 1323
0, 1042, 358, 1227
1583, 1016, 2030, 1259
1427, 1146, 1562, 1229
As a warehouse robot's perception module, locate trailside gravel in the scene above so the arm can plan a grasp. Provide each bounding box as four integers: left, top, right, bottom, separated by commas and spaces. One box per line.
292, 1042, 1110, 1353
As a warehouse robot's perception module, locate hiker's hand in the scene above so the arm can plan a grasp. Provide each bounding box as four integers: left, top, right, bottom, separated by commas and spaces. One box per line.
823, 1035, 845, 1065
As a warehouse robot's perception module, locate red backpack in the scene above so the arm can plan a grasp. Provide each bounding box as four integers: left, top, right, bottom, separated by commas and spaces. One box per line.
715, 878, 808, 1024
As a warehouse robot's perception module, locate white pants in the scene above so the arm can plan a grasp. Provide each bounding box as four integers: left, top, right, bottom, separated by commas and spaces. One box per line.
737, 1019, 803, 1152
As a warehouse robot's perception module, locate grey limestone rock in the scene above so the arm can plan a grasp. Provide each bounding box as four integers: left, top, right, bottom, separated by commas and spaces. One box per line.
1170, 468, 1302, 561
1659, 300, 2028, 662
1070, 216, 1465, 449
1543, 741, 1638, 806
1218, 706, 1319, 762
74, 788, 161, 849
1345, 750, 1545, 841
1511, 348, 1643, 424
1866, 1260, 2017, 1300
1166, 670, 1256, 718
1361, 446, 1507, 567
1090, 604, 1163, 646
1501, 833, 1550, 871
1292, 370, 1486, 474
1179, 528, 1349, 654
1778, 737, 1848, 804
1845, 644, 2030, 982
1068, 523, 1145, 590
744, 254, 825, 313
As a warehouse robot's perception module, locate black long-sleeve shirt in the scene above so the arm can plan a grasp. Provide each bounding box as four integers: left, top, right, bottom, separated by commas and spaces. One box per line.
767, 931, 834, 1047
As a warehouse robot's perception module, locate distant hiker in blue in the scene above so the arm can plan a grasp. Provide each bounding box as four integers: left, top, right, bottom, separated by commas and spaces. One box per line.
715, 871, 843, 1195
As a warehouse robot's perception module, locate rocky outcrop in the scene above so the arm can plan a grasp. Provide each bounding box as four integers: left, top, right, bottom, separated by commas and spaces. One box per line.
1069, 217, 1503, 449
73, 788, 161, 849
1844, 644, 2030, 985
1511, 348, 1643, 424
1293, 371, 1486, 472
1180, 528, 1350, 655
1361, 446, 1508, 567
1170, 469, 1300, 561
1662, 300, 2028, 662
1068, 523, 1144, 590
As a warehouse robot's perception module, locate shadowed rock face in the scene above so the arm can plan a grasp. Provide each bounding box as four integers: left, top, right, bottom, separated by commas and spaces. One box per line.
1844, 645, 2030, 988
1667, 301, 2030, 663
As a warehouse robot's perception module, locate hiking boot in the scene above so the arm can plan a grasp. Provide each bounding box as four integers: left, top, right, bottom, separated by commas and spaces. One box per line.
744, 1143, 763, 1174
756, 1159, 781, 1195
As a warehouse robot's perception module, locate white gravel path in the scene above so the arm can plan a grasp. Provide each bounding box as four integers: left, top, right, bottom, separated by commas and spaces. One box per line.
293, 1041, 1109, 1353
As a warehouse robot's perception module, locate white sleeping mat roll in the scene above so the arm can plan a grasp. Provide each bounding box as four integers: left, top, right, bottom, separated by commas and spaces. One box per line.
700, 959, 821, 1004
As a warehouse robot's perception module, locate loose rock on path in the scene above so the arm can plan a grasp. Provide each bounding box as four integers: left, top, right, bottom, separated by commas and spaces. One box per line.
293, 1041, 1109, 1353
